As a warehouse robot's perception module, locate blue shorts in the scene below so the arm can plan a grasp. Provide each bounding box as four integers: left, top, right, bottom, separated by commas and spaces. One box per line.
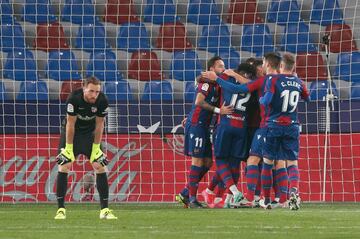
213, 124, 248, 161
184, 124, 212, 158
249, 127, 266, 158
263, 124, 300, 161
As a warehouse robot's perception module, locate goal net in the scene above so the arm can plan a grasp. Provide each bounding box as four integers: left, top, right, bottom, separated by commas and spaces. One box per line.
0, 0, 360, 203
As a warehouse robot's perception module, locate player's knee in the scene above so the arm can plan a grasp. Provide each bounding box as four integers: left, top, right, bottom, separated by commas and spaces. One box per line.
58, 163, 72, 173
191, 157, 203, 166
287, 160, 298, 167
92, 162, 106, 173
247, 156, 260, 165
204, 157, 213, 168
275, 160, 286, 169
263, 157, 274, 165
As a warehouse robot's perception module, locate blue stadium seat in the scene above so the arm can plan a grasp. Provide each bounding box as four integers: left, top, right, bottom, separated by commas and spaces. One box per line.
187, 0, 221, 25
103, 80, 133, 102
184, 81, 196, 102
267, 0, 301, 25
0, 0, 14, 24
142, 80, 173, 101
75, 22, 110, 52
62, 0, 98, 24
22, 0, 57, 24
86, 50, 123, 82
281, 21, 318, 53
198, 24, 231, 53
117, 22, 151, 52
216, 48, 240, 69
16, 81, 49, 101
351, 82, 360, 100
46, 50, 82, 81
0, 22, 26, 52
0, 81, 7, 101
143, 0, 178, 24
170, 50, 202, 81
310, 0, 343, 26
3, 50, 38, 81
334, 52, 360, 83
241, 24, 275, 56
309, 80, 339, 101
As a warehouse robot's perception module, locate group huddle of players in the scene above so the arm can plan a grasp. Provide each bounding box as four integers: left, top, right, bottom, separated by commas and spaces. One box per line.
177, 52, 310, 210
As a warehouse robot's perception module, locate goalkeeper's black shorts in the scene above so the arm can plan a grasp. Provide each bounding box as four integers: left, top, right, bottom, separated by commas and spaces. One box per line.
58, 129, 94, 159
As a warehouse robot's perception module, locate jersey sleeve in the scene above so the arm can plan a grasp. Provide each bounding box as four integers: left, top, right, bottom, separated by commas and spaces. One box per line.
97, 94, 109, 117
197, 82, 212, 97
215, 77, 248, 93
247, 77, 264, 93
66, 93, 78, 116
264, 76, 276, 94
300, 81, 310, 102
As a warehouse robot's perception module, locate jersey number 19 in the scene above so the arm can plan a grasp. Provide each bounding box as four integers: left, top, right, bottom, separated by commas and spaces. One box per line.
280, 90, 299, 113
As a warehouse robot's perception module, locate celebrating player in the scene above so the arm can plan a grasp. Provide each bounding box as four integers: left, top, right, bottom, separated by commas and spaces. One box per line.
260, 53, 310, 210
54, 76, 117, 219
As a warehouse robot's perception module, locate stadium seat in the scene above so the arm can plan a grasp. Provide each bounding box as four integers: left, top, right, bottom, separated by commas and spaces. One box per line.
187, 0, 221, 25
216, 48, 240, 69
103, 0, 140, 25
325, 24, 357, 53
86, 50, 123, 82
3, 50, 38, 81
170, 50, 202, 81
46, 50, 82, 81
141, 80, 173, 101
143, 0, 178, 24
156, 22, 192, 52
117, 22, 151, 52
0, 22, 26, 52
310, 0, 344, 26
226, 0, 264, 25
309, 80, 339, 101
351, 82, 360, 100
128, 50, 163, 81
0, 81, 7, 101
281, 21, 318, 53
296, 53, 328, 81
103, 80, 133, 101
75, 22, 110, 52
62, 0, 98, 25
22, 0, 57, 24
198, 24, 231, 53
0, 0, 14, 24
33, 22, 69, 52
184, 81, 196, 102
334, 52, 360, 83
241, 24, 275, 56
267, 0, 301, 25
60, 80, 83, 102
16, 81, 49, 101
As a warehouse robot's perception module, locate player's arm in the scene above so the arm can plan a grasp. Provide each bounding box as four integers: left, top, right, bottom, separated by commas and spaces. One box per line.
223, 69, 251, 84
94, 116, 105, 144
56, 112, 77, 165
300, 81, 311, 102
260, 76, 275, 106
66, 115, 77, 144
195, 92, 233, 115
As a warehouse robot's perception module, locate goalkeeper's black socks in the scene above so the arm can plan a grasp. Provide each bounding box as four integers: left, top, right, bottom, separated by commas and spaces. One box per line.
56, 172, 68, 208
96, 173, 109, 209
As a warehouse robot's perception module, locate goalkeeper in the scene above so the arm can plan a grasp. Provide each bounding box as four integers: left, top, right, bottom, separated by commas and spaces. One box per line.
54, 76, 117, 220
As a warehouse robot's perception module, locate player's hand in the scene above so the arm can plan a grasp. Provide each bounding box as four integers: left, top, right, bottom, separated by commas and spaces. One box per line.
181, 117, 187, 128
201, 71, 218, 81
56, 144, 75, 165
90, 144, 108, 167
223, 69, 237, 78
219, 102, 234, 115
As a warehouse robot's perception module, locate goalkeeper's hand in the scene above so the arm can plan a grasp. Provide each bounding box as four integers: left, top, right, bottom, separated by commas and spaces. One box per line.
90, 144, 108, 167
56, 144, 75, 165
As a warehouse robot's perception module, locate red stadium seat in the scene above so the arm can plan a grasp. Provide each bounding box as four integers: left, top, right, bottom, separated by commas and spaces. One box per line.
226, 0, 264, 24
60, 80, 83, 102
103, 0, 140, 25
156, 22, 192, 52
33, 22, 69, 51
128, 50, 163, 81
325, 24, 357, 53
296, 53, 328, 81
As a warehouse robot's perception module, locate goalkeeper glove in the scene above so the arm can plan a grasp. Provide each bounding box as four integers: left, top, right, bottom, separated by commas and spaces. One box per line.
90, 143, 108, 166
56, 143, 75, 165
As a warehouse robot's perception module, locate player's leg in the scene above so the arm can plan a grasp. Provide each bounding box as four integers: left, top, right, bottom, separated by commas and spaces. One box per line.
274, 159, 288, 205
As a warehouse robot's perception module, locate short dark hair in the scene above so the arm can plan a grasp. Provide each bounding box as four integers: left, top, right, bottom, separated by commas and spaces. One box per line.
83, 76, 101, 87
281, 53, 295, 72
245, 57, 263, 68
237, 63, 257, 79
264, 52, 281, 70
207, 56, 223, 70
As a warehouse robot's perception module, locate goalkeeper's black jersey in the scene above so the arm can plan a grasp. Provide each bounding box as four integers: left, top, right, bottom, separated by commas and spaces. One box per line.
61, 89, 109, 134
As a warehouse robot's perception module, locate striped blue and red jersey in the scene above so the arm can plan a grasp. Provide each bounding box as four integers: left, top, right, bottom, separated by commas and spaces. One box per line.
261, 74, 310, 126
217, 74, 250, 128
186, 82, 220, 127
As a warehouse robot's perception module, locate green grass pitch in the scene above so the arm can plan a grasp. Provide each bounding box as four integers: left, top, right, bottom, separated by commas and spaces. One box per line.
1, 203, 360, 239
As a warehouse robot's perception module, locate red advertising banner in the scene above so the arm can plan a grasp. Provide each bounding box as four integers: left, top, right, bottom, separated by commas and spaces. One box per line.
0, 133, 359, 202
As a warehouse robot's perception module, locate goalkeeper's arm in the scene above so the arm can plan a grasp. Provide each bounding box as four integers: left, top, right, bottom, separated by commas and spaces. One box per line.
90, 116, 108, 166
56, 115, 77, 165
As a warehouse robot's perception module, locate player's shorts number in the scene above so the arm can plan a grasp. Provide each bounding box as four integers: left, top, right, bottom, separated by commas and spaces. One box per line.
230, 93, 251, 111
195, 137, 203, 148
280, 90, 299, 113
